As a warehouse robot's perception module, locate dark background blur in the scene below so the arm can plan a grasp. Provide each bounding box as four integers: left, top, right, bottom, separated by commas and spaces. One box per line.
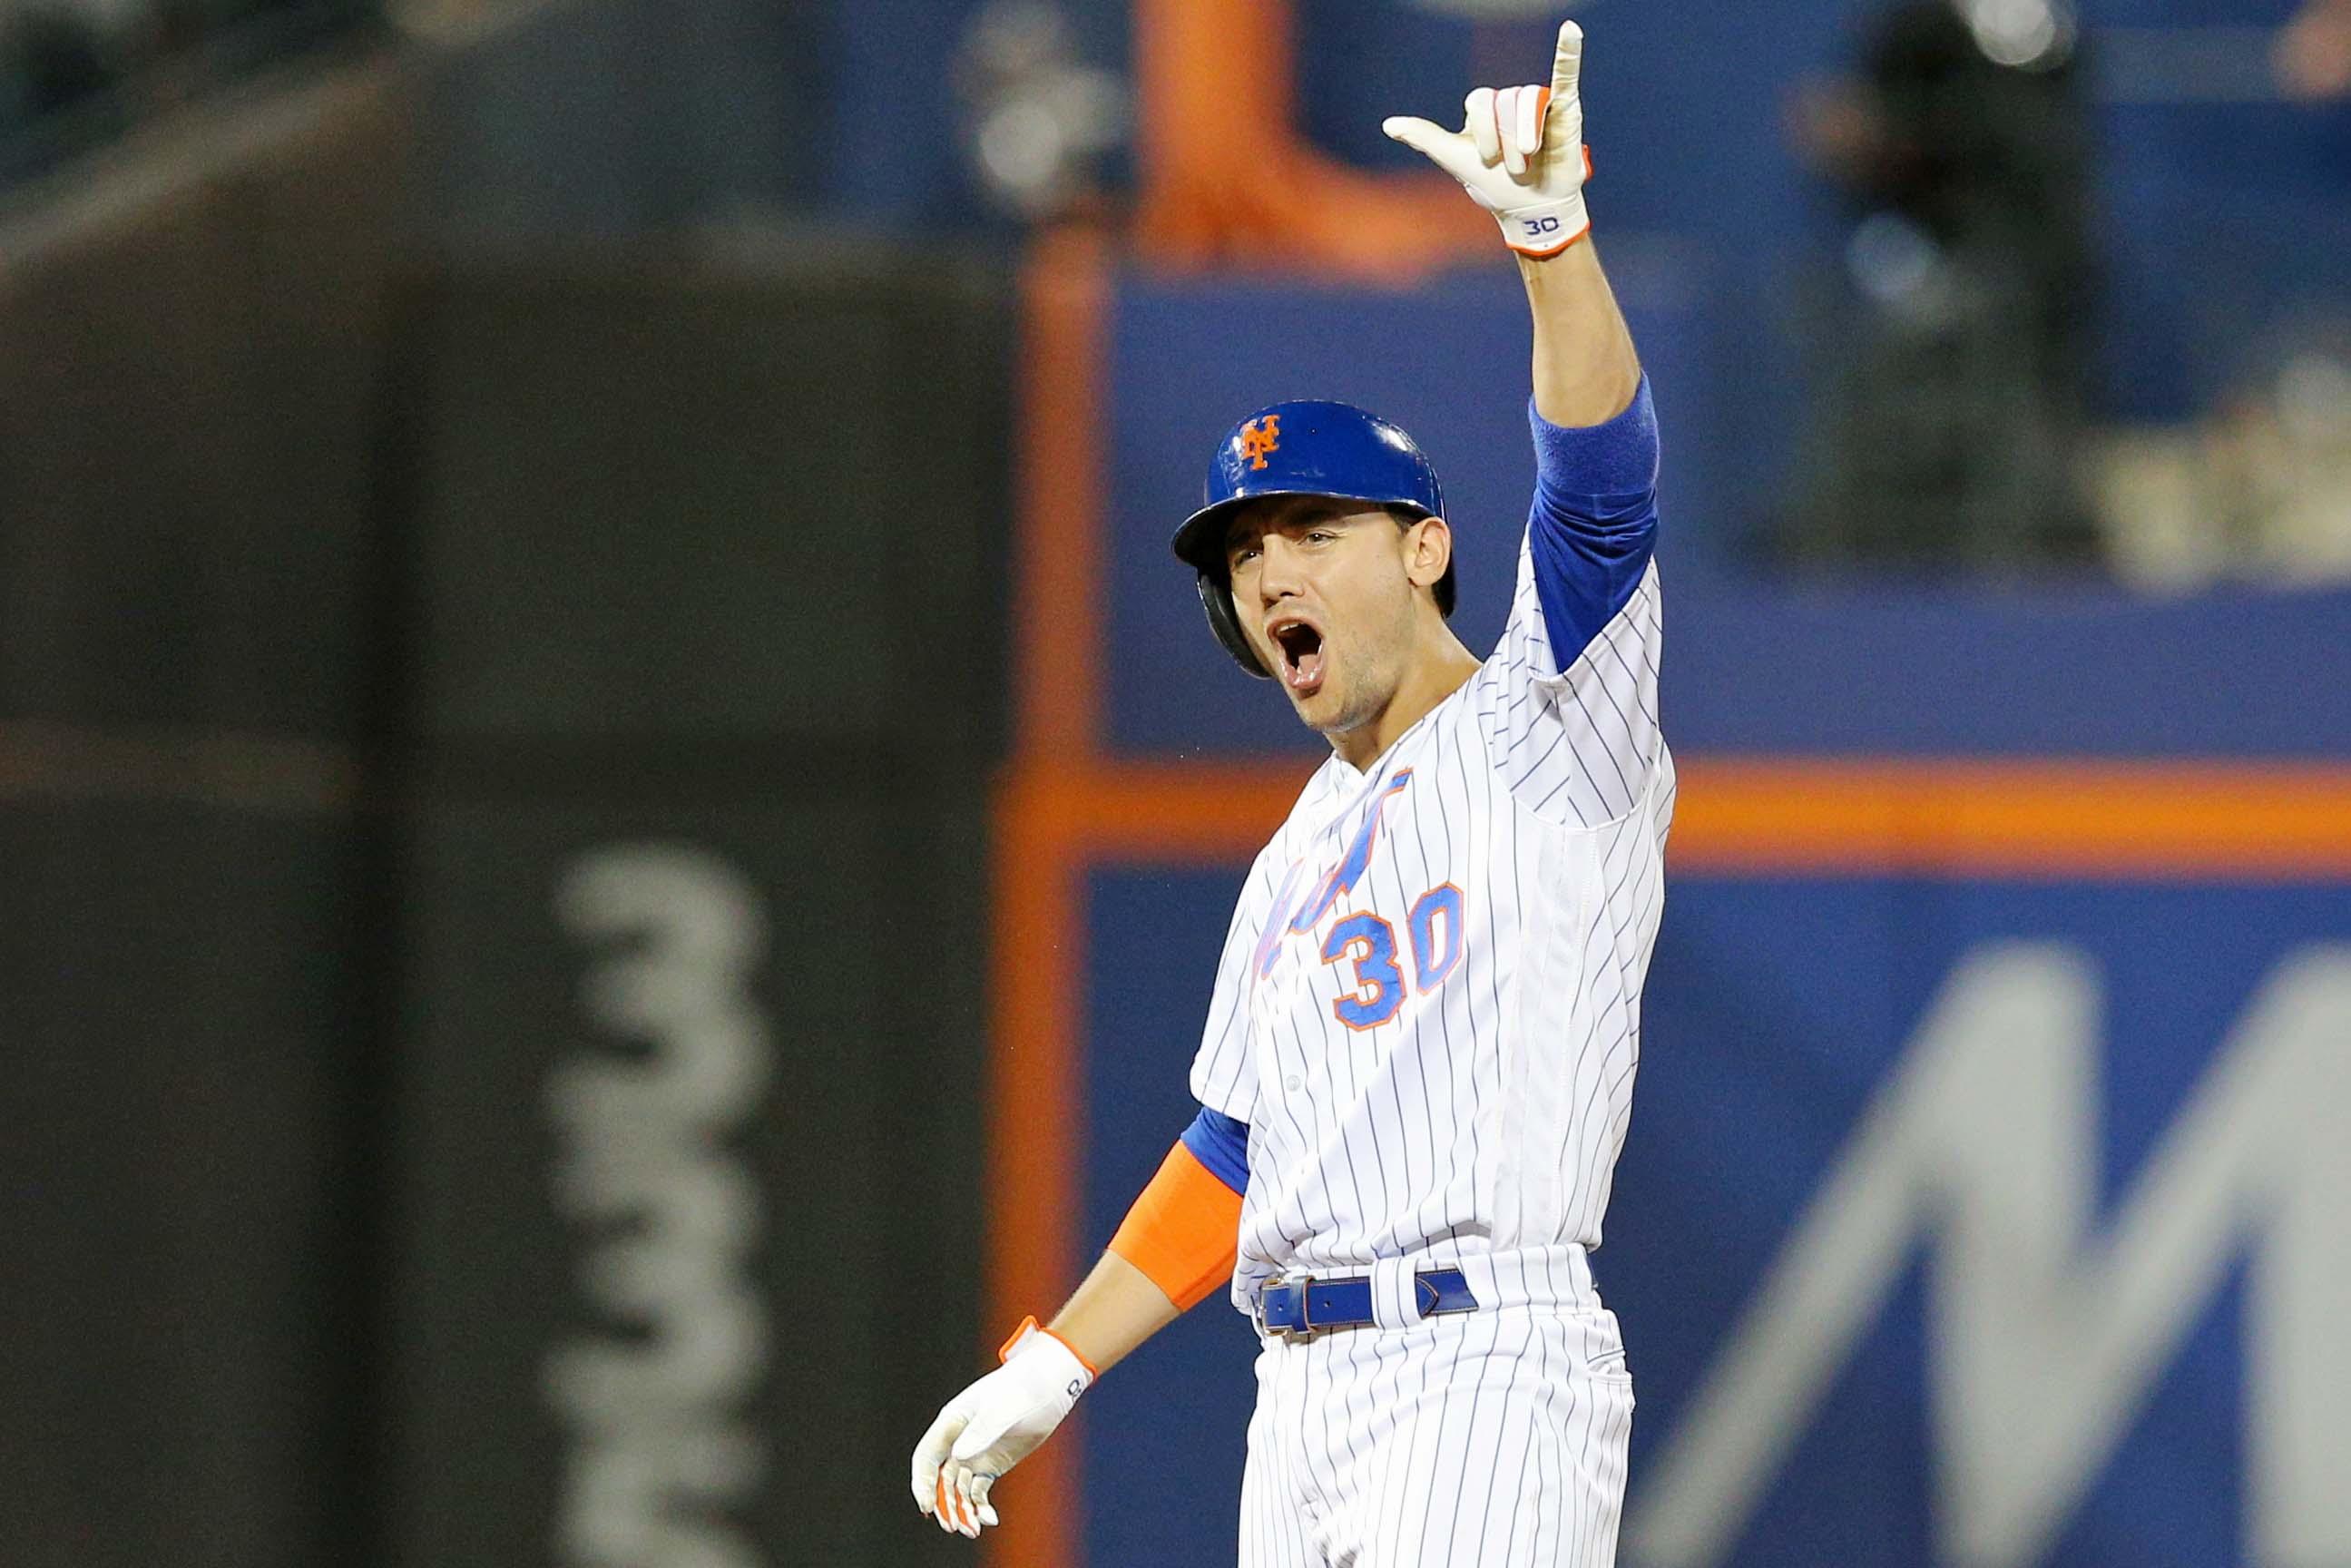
2, 2, 2345, 1567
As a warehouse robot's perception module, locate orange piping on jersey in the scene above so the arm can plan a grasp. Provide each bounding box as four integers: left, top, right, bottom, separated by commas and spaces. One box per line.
1289, 770, 1412, 934
1107, 1142, 1247, 1313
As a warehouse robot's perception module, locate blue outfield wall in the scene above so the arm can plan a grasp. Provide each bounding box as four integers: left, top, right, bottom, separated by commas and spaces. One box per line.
1081, 871, 2349, 1567
1080, 867, 1262, 1568
1064, 264, 2351, 1568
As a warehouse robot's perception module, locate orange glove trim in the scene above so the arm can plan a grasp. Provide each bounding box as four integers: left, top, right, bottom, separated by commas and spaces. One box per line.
1106, 1141, 1244, 1312
997, 1313, 1101, 1379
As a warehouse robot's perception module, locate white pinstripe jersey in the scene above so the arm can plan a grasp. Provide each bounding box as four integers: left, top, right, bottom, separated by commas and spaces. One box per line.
1190, 496, 1672, 1314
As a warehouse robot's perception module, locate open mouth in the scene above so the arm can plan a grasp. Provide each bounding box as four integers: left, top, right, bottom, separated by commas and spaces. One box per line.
1270, 621, 1327, 695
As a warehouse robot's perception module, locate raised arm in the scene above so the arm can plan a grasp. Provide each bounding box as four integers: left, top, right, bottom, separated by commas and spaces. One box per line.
1389, 19, 1666, 818
1385, 20, 1641, 428
1523, 241, 1641, 427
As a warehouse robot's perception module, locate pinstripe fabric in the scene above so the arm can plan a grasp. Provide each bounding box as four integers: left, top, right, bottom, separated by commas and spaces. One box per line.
1193, 411, 1666, 1567
1237, 1306, 1636, 1568
1188, 551, 1671, 1308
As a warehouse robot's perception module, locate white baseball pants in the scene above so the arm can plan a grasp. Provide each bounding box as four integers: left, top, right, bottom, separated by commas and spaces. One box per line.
1236, 1248, 1634, 1568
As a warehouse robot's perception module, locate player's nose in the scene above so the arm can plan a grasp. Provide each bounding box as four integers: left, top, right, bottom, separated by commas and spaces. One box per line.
1254, 534, 1308, 603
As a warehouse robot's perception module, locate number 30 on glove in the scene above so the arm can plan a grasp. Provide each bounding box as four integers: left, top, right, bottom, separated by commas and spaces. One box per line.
1382, 19, 1594, 258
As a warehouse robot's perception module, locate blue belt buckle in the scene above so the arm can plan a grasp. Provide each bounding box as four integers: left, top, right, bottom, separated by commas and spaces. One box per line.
1259, 1271, 1316, 1344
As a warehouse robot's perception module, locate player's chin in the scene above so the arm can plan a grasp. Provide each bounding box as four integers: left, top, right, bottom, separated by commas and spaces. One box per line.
1291, 686, 1357, 744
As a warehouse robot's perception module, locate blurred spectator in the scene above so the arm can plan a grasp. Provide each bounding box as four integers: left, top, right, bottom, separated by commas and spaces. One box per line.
2094, 319, 2351, 586
2277, 0, 2351, 101
1776, 0, 2101, 573
954, 0, 1126, 223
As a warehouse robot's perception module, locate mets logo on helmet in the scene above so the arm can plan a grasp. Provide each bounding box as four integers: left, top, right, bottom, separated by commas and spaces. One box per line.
1239, 415, 1282, 471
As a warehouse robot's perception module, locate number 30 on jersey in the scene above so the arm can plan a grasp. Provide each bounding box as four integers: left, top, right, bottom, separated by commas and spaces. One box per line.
1322, 883, 1464, 1031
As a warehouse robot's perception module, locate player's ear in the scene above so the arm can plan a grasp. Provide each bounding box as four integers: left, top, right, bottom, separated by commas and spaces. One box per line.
1401, 513, 1454, 593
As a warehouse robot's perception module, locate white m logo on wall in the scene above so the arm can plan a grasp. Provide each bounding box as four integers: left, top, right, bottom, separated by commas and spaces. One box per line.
1628, 943, 2351, 1568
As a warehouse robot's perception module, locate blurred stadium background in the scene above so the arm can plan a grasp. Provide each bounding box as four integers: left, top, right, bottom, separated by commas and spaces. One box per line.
2, 1, 2346, 1566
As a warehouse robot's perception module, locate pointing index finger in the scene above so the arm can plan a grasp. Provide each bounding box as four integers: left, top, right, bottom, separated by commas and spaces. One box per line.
1550, 18, 1584, 101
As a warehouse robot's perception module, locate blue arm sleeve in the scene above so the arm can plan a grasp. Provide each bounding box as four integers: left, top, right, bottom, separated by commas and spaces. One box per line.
1180, 1106, 1249, 1195
1526, 376, 1662, 671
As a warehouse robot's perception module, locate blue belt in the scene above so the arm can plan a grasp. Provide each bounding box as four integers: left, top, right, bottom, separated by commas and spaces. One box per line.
1255, 1269, 1479, 1342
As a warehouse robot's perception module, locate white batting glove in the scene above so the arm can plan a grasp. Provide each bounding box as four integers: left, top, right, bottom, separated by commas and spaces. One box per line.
910, 1317, 1095, 1539
1382, 20, 1593, 258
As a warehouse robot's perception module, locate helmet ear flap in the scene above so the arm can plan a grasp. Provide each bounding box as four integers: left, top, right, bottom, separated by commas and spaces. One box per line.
1197, 573, 1273, 679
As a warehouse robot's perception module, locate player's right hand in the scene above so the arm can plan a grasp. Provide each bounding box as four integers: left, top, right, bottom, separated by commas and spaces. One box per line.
1382, 18, 1593, 258
910, 1317, 1095, 1538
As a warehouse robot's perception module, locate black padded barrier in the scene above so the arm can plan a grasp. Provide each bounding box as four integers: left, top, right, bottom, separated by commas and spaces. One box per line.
377, 251, 1008, 1568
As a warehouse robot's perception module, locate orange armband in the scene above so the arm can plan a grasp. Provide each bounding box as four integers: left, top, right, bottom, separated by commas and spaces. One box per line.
1107, 1141, 1243, 1311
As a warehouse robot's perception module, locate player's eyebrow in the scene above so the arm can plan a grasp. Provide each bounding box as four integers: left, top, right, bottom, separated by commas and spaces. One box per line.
1231, 501, 1352, 554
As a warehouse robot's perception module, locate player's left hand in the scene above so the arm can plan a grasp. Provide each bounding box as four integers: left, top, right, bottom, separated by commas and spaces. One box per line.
1382, 19, 1593, 258
910, 1317, 1094, 1538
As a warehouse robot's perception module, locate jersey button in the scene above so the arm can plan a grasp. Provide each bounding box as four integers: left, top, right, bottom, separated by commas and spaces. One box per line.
1285, 1074, 1304, 1092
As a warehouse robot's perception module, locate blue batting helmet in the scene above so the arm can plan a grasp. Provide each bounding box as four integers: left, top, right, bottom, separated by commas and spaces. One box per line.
1170, 400, 1455, 679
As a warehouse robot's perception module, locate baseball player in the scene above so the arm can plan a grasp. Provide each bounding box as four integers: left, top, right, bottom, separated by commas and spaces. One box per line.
914, 20, 1669, 1565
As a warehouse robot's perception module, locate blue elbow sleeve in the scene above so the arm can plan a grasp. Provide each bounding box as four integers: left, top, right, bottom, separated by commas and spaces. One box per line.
1180, 1107, 1249, 1194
